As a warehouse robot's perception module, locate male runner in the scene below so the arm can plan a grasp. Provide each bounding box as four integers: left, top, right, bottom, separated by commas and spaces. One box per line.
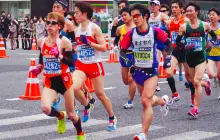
177, 2, 217, 118
114, 7, 136, 109
120, 4, 171, 139
73, 1, 117, 131
30, 12, 85, 140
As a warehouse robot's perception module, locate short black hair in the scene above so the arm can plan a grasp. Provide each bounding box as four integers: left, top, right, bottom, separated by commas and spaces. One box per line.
75, 1, 93, 19
160, 4, 170, 12
120, 7, 130, 15
208, 8, 220, 16
170, 0, 184, 8
185, 2, 200, 12
117, 0, 130, 7
130, 3, 150, 21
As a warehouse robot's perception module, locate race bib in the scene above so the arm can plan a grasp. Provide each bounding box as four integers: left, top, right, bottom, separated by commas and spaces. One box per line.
186, 37, 203, 51
43, 57, 61, 74
208, 36, 220, 47
134, 49, 153, 68
78, 45, 95, 61
171, 32, 185, 45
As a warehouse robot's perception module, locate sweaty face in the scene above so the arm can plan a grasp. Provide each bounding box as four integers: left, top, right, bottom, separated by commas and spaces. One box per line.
131, 9, 144, 27
150, 4, 160, 13
119, 3, 126, 11
171, 3, 182, 16
74, 7, 87, 23
209, 11, 218, 23
186, 6, 199, 20
52, 3, 66, 15
121, 11, 131, 24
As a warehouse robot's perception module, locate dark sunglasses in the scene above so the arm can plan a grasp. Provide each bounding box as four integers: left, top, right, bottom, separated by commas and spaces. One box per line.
46, 21, 58, 25
67, 18, 74, 21
160, 10, 168, 12
132, 13, 142, 19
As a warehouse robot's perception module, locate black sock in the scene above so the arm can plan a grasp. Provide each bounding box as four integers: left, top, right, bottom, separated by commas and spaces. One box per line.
189, 82, 195, 95
167, 77, 177, 94
85, 103, 90, 110
109, 116, 114, 120
48, 107, 62, 118
73, 118, 82, 133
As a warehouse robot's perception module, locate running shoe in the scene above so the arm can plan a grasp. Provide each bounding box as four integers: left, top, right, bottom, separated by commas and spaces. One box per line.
218, 92, 220, 100
156, 86, 161, 92
204, 79, 212, 96
179, 72, 184, 81
123, 102, 133, 109
76, 131, 86, 140
74, 106, 79, 115
189, 96, 195, 108
187, 107, 198, 118
134, 133, 147, 140
167, 93, 180, 106
160, 95, 169, 116
82, 103, 93, 122
107, 116, 117, 132
52, 96, 61, 111
184, 81, 189, 89
57, 111, 66, 134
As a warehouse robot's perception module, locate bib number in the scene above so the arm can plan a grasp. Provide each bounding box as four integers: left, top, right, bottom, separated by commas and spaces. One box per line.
134, 51, 153, 67
186, 37, 203, 51
78, 45, 95, 61
44, 57, 61, 74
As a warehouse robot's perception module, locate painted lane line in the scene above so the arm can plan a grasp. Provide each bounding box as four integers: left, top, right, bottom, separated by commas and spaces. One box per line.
0, 109, 21, 115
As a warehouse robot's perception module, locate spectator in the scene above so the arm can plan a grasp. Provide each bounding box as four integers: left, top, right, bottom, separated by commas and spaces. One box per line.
8, 20, 17, 50
13, 18, 19, 49
36, 16, 45, 41
0, 16, 3, 37
23, 16, 31, 50
1, 11, 10, 49
19, 22, 25, 49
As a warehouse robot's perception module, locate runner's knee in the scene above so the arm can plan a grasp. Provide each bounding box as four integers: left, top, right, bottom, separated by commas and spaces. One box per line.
42, 105, 51, 115
141, 97, 151, 108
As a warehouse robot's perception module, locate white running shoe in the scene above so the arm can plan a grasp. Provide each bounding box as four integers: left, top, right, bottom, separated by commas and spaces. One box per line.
156, 86, 161, 92
160, 95, 169, 116
134, 133, 147, 140
123, 102, 133, 109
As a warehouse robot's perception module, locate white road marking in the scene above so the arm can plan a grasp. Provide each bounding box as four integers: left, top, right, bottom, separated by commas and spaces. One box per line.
0, 109, 21, 115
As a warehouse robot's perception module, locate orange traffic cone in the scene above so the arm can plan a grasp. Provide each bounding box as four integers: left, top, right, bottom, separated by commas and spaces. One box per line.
0, 38, 9, 58
85, 78, 94, 93
106, 45, 119, 63
31, 38, 37, 50
105, 36, 109, 50
19, 58, 41, 100
158, 56, 167, 78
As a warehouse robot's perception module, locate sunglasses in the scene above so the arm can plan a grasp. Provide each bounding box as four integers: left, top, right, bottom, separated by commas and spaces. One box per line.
46, 21, 58, 25
160, 10, 168, 12
132, 13, 142, 19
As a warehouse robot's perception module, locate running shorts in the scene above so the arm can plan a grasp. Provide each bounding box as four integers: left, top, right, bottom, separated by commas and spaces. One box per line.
207, 56, 220, 62
186, 51, 206, 68
75, 60, 105, 78
119, 51, 134, 67
172, 47, 186, 63
44, 73, 73, 95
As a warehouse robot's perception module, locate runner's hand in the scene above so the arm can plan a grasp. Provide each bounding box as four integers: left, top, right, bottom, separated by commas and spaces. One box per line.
163, 55, 172, 69
30, 67, 41, 76
51, 47, 59, 58
80, 35, 91, 45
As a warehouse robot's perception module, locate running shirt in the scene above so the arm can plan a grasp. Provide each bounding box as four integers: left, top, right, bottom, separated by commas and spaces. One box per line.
120, 24, 134, 50
120, 26, 168, 68
75, 22, 101, 64
149, 13, 162, 27
41, 37, 70, 77
185, 21, 206, 53
60, 18, 72, 40
208, 23, 220, 56
170, 15, 185, 48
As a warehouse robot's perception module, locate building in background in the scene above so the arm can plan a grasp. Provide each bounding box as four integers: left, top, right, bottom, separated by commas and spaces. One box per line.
0, 0, 30, 21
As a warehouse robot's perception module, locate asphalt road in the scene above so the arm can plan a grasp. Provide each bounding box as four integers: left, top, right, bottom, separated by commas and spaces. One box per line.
0, 48, 220, 140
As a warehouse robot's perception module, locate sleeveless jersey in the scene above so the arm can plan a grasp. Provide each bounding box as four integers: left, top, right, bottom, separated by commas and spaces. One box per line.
75, 22, 101, 64
208, 24, 220, 56
170, 15, 185, 48
131, 27, 158, 68
41, 37, 70, 77
120, 24, 133, 50
185, 20, 206, 53
149, 13, 162, 28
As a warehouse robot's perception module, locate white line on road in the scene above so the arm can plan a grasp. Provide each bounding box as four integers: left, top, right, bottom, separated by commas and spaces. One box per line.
26, 58, 39, 60
104, 87, 116, 90
5, 98, 21, 101
52, 124, 164, 140
153, 130, 220, 140
158, 81, 168, 84
0, 114, 51, 126
0, 119, 107, 140
0, 109, 21, 115
18, 53, 38, 56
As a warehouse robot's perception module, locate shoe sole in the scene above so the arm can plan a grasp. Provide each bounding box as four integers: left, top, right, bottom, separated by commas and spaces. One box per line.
187, 112, 198, 118
134, 136, 140, 140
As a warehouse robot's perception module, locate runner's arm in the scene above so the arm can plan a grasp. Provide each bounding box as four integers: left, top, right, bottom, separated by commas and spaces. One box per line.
59, 38, 74, 66
114, 26, 121, 46
205, 23, 217, 44
37, 38, 44, 71
111, 17, 119, 37
90, 25, 106, 52
176, 24, 186, 49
